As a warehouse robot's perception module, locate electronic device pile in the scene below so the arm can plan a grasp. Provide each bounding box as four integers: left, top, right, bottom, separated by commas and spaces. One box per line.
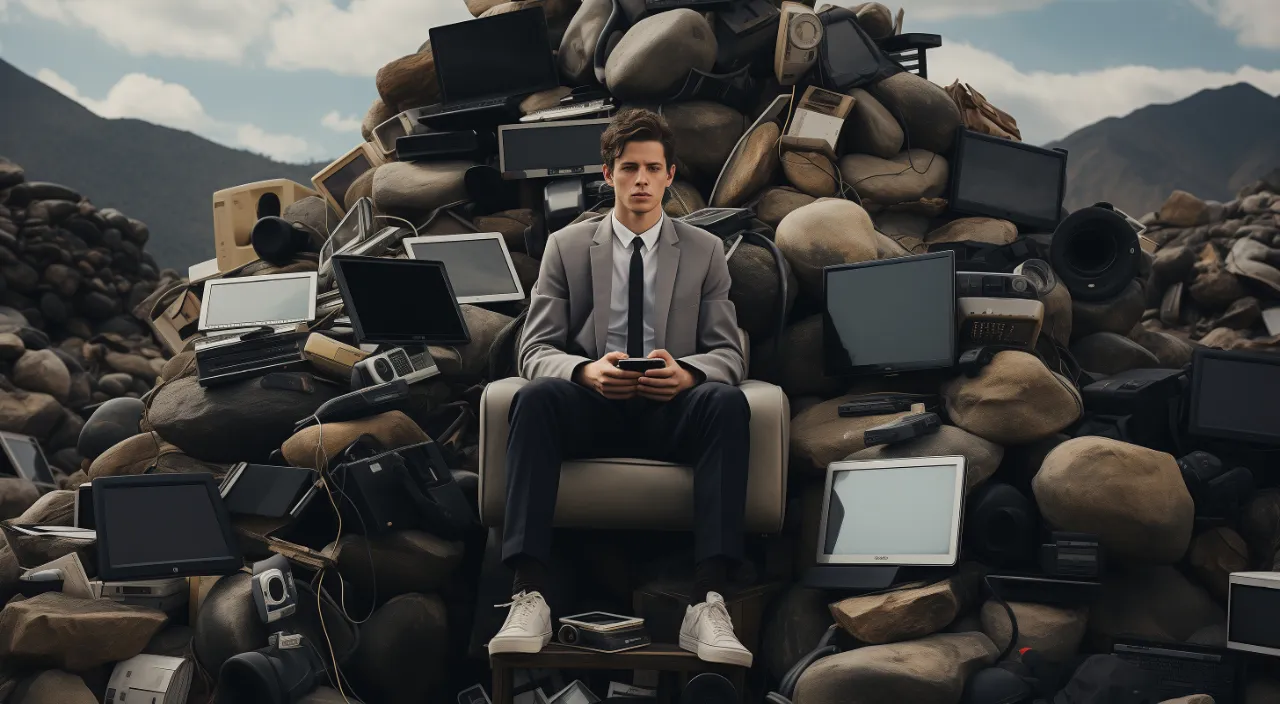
2, 1, 1280, 703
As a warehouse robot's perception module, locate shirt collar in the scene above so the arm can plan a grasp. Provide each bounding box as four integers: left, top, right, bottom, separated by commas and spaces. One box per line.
611, 210, 663, 252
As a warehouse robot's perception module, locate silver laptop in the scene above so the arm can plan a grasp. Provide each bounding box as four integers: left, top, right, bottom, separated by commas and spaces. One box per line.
403, 232, 525, 304
198, 272, 318, 332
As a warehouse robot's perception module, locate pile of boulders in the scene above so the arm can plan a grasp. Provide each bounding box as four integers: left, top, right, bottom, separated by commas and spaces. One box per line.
2, 1, 1280, 702
0, 156, 176, 481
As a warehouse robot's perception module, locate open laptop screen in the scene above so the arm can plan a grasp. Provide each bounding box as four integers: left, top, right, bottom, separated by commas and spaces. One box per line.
404, 234, 524, 304
199, 273, 317, 331
429, 8, 558, 104
819, 457, 965, 565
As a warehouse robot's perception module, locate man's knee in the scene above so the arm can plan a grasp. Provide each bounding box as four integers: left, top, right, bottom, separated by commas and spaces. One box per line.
511, 377, 577, 415
694, 382, 750, 419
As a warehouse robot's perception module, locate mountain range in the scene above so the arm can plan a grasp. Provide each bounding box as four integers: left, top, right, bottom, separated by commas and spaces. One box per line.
1, 56, 1277, 270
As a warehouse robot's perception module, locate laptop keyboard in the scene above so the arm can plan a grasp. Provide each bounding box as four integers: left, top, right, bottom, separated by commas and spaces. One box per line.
1114, 647, 1236, 701
427, 97, 508, 114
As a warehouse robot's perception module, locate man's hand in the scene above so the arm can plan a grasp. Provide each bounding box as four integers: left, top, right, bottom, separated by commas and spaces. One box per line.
637, 349, 697, 401
574, 351, 643, 399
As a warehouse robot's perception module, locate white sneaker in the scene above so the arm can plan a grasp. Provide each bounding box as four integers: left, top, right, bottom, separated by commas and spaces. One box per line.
488, 591, 553, 655
679, 592, 753, 667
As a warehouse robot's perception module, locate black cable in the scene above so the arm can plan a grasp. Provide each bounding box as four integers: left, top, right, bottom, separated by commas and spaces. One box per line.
741, 229, 788, 367
328, 465, 378, 625
984, 574, 1020, 662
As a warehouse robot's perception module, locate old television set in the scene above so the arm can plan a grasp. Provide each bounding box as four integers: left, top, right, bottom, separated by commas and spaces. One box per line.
498, 118, 612, 180
822, 251, 957, 377
311, 142, 386, 216
403, 233, 525, 304
93, 473, 242, 581
330, 255, 471, 346
1189, 347, 1280, 446
950, 128, 1068, 231
212, 179, 318, 273
0, 431, 56, 491
198, 272, 318, 332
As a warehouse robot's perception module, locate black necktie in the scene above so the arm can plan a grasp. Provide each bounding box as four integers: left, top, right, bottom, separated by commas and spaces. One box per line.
628, 238, 644, 358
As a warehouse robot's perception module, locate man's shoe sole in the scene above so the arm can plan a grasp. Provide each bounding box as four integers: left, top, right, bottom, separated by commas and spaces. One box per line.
679, 633, 753, 667
488, 630, 552, 655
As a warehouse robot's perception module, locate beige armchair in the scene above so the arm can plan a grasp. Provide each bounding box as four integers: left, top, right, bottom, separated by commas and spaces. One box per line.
478, 378, 791, 533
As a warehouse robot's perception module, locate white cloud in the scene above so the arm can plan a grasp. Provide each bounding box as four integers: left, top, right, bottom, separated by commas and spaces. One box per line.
1191, 0, 1280, 50
320, 110, 362, 133
265, 0, 472, 76
17, 0, 280, 62
927, 42, 1280, 144
36, 69, 319, 163
900, 0, 1055, 21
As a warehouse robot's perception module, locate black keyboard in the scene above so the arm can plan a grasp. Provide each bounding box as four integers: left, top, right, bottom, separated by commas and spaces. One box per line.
1113, 642, 1237, 702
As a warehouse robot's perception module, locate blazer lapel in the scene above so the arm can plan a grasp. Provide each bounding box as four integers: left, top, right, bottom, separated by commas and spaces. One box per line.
589, 216, 613, 357
653, 217, 681, 350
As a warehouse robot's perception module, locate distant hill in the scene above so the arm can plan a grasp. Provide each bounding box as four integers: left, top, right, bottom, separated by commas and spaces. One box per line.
0, 58, 321, 270
1047, 82, 1280, 217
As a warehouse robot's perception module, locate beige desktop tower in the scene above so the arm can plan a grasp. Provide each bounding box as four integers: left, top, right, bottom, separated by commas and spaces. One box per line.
212, 179, 318, 273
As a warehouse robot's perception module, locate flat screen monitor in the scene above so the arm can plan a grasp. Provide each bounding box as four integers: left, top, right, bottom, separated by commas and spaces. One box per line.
1189, 347, 1280, 445
498, 118, 612, 179
93, 473, 242, 581
403, 233, 525, 304
311, 143, 382, 215
950, 129, 1067, 231
0, 431, 55, 488
331, 255, 471, 346
822, 251, 956, 376
817, 456, 966, 566
817, 8, 897, 91
198, 272, 318, 332
429, 8, 559, 105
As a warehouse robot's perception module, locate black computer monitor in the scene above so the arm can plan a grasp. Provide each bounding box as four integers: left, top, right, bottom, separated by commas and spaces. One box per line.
817, 7, 902, 91
498, 118, 612, 180
823, 251, 956, 377
0, 430, 55, 489
93, 473, 242, 581
1189, 347, 1280, 446
428, 8, 559, 105
331, 255, 471, 346
950, 129, 1068, 231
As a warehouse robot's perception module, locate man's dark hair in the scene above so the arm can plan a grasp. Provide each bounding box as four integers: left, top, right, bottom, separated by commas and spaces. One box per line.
600, 108, 677, 170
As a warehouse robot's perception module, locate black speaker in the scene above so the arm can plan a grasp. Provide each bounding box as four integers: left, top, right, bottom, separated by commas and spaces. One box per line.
1049, 202, 1140, 302
965, 483, 1038, 567
252, 216, 315, 265
216, 632, 326, 704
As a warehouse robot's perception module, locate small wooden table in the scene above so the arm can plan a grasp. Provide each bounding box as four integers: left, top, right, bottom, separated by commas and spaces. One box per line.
490, 643, 746, 704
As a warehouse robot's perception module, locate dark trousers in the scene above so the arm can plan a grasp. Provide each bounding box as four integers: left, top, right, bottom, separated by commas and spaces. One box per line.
501, 377, 751, 568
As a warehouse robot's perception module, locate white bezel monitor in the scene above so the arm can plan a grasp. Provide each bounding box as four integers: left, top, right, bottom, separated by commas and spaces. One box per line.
0, 430, 56, 489
402, 233, 525, 304
498, 117, 613, 180
198, 272, 318, 332
1228, 572, 1280, 658
816, 455, 966, 567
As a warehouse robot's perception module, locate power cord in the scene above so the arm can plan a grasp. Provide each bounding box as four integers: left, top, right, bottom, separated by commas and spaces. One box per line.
984, 574, 1021, 662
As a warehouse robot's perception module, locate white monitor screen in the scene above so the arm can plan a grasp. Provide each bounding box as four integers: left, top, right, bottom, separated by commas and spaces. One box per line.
821, 461, 961, 563
405, 235, 523, 303
201, 274, 316, 330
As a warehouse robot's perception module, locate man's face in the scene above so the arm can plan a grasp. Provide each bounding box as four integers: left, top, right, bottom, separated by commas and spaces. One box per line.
604, 140, 675, 215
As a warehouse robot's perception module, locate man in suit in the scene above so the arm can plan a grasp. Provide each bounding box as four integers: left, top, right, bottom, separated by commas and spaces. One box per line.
488, 109, 753, 667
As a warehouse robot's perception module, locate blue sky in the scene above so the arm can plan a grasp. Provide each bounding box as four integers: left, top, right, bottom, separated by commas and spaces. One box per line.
0, 0, 1276, 164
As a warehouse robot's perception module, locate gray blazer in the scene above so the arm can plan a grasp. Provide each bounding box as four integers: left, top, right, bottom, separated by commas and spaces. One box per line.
517, 212, 745, 386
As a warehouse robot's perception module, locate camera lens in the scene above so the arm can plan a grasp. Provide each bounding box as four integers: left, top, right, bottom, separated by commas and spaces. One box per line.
1064, 225, 1118, 275
266, 575, 286, 603
374, 358, 393, 379
1050, 204, 1140, 302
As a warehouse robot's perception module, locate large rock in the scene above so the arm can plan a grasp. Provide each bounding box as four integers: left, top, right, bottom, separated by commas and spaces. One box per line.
558, 0, 612, 85
750, 315, 845, 399
1188, 527, 1249, 601
775, 198, 880, 299
792, 632, 998, 704
710, 121, 780, 208
846, 425, 1003, 490
372, 161, 471, 216
1130, 327, 1196, 369
605, 10, 716, 100
663, 180, 706, 218
282, 411, 429, 470
844, 88, 903, 159
323, 530, 465, 608
147, 373, 345, 464
1034, 437, 1193, 565
1086, 566, 1225, 651
428, 304, 514, 377
1159, 190, 1210, 227
87, 431, 227, 480
0, 333, 24, 361
1070, 332, 1162, 376
782, 151, 840, 198
76, 397, 145, 463
727, 241, 799, 340
0, 477, 40, 520
980, 600, 1088, 662
762, 586, 835, 684
13, 350, 70, 402
349, 594, 450, 704
0, 592, 166, 670
941, 351, 1082, 445
790, 395, 914, 476
10, 670, 97, 704
866, 71, 964, 156
660, 102, 746, 184
755, 187, 816, 228
375, 48, 438, 111
361, 97, 394, 143
1241, 490, 1280, 571
830, 574, 976, 645
925, 218, 1017, 247
839, 150, 948, 206
0, 387, 63, 440
1072, 279, 1147, 339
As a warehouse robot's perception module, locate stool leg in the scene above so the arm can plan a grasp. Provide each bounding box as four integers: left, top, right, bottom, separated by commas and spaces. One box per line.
493, 664, 513, 704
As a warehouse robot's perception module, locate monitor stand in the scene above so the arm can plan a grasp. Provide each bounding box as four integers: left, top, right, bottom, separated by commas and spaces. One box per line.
528, 177, 587, 259
801, 565, 955, 593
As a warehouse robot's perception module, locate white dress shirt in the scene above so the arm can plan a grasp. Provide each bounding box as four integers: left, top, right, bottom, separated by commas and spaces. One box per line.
605, 211, 662, 356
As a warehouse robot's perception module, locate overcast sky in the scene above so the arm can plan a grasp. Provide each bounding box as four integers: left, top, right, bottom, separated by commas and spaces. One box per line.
0, 0, 1276, 164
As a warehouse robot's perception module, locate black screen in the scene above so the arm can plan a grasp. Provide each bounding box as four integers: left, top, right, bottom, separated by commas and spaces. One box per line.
954, 134, 1064, 226
823, 19, 880, 87
501, 121, 610, 176
101, 484, 234, 568
823, 253, 955, 375
431, 9, 558, 103
1, 433, 53, 485
225, 465, 315, 518
336, 258, 470, 345
1231, 584, 1280, 649
1195, 355, 1280, 442
407, 238, 520, 299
